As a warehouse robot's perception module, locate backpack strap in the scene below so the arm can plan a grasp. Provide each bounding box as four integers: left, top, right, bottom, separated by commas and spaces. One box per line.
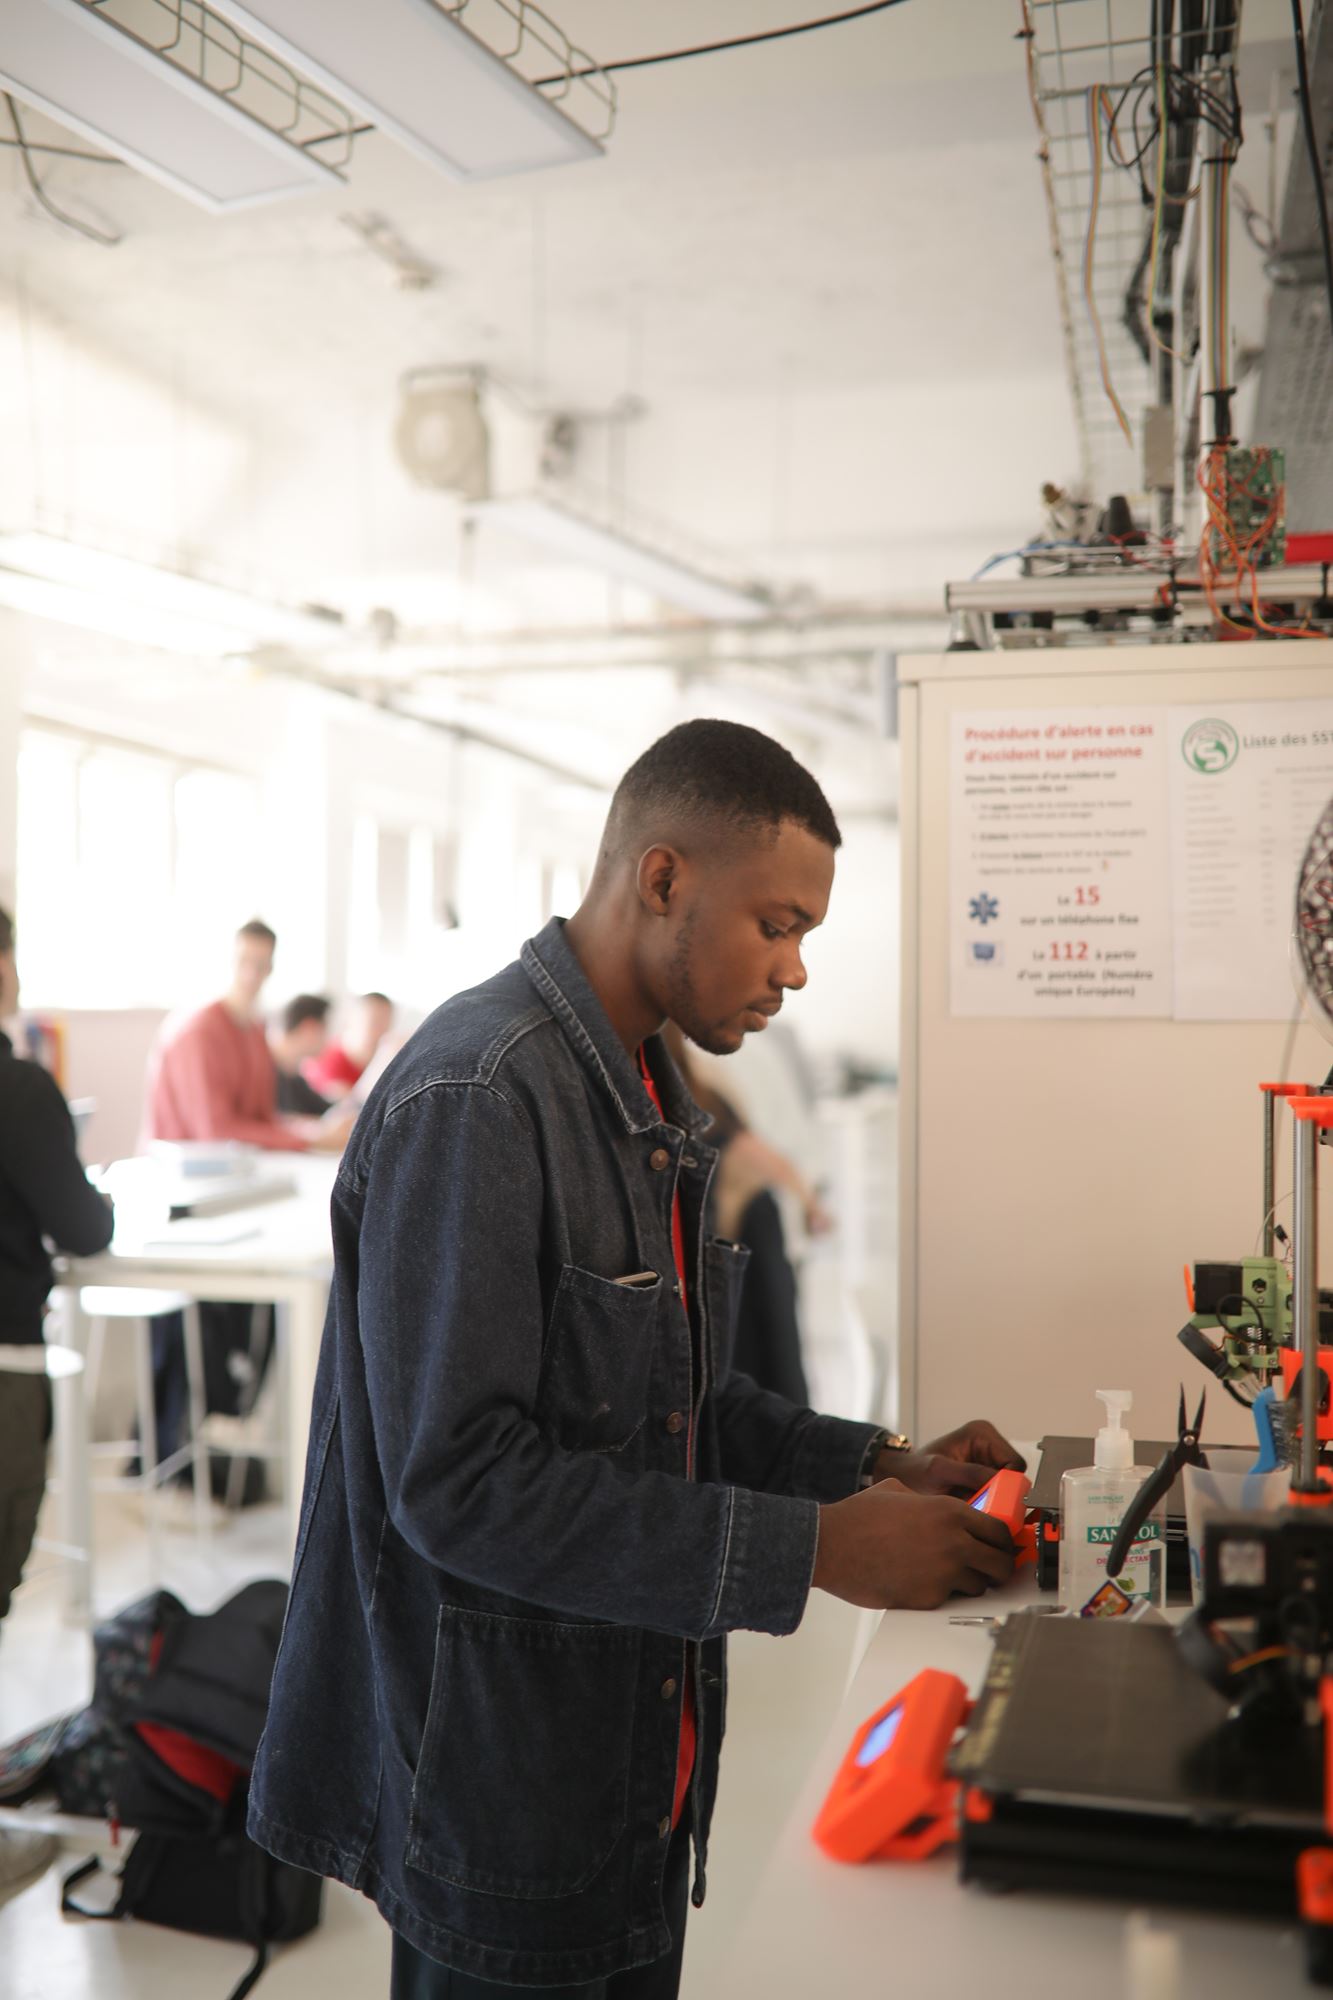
63, 1850, 272, 2000
60, 1849, 149, 1921
60, 1855, 110, 1917
223, 1940, 269, 2000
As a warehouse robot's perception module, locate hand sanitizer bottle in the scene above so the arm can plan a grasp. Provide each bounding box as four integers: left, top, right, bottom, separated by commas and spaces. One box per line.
1059, 1390, 1166, 1614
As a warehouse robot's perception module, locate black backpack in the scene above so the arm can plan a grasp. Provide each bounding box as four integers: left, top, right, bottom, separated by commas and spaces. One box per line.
57, 1580, 323, 2000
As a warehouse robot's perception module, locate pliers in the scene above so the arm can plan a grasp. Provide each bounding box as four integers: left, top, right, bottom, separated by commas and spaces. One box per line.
1106, 1386, 1207, 1579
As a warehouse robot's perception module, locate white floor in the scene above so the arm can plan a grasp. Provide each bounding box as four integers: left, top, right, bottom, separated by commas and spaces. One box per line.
0, 1487, 867, 1999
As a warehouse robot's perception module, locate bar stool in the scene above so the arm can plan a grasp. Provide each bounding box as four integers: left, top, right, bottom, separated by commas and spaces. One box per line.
79, 1288, 212, 1571
16, 1343, 93, 1624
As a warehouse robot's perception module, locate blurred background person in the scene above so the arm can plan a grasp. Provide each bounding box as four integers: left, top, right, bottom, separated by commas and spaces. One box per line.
269, 993, 335, 1117
0, 905, 114, 1626
146, 920, 339, 1154
141, 922, 344, 1504
663, 1023, 829, 1407
304, 990, 395, 1103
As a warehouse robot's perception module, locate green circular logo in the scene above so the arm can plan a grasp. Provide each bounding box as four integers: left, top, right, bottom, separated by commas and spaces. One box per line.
1181, 718, 1240, 774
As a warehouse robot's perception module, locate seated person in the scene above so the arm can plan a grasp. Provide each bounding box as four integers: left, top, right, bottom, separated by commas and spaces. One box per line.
269, 994, 335, 1118
143, 921, 345, 1498
146, 920, 343, 1155
304, 990, 394, 1102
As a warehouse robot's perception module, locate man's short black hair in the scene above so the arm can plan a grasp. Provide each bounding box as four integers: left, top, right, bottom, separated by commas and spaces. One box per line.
282, 994, 330, 1035
608, 719, 841, 857
0, 905, 11, 958
238, 918, 277, 948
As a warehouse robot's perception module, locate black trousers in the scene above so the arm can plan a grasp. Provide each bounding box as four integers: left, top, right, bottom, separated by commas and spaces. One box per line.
147, 1303, 274, 1500
389, 1818, 692, 2000
0, 1374, 51, 1622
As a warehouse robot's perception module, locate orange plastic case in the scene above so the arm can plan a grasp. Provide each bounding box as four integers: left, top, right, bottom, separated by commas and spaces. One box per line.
811, 1668, 971, 1863
1279, 1347, 1333, 1449
968, 1467, 1030, 1531
968, 1467, 1037, 1566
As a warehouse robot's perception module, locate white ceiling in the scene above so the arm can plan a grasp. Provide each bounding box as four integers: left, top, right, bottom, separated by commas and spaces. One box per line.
0, 0, 1294, 757
0, 7, 1072, 578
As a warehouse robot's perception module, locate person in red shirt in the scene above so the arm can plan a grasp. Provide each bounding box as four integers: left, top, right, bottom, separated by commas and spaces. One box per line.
304, 991, 395, 1103
145, 921, 345, 1154
142, 920, 341, 1499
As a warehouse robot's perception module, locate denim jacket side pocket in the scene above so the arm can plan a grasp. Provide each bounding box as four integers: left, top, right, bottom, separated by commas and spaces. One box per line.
405, 1606, 641, 1899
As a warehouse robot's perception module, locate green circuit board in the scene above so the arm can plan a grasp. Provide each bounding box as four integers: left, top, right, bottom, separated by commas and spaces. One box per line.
1207, 444, 1287, 569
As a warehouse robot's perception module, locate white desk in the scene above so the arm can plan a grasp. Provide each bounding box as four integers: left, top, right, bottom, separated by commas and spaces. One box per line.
51, 1156, 337, 1548
719, 1528, 1313, 1996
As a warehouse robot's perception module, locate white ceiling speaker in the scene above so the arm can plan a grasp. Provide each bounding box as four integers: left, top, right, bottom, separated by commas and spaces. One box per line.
393, 381, 490, 500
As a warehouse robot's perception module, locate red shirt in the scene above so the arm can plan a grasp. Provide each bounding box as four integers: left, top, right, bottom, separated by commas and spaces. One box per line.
305, 1041, 364, 1095
638, 1052, 695, 1831
145, 1001, 306, 1152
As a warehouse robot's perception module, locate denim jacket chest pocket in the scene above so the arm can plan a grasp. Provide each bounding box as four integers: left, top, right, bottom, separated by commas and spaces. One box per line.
703, 1237, 751, 1385
537, 1265, 665, 1453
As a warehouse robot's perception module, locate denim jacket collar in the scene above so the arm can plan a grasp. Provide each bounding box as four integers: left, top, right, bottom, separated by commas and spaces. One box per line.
521, 917, 712, 1142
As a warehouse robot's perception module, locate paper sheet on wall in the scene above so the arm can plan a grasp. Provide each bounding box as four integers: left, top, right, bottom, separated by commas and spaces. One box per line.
1168, 699, 1333, 1020
950, 708, 1172, 1017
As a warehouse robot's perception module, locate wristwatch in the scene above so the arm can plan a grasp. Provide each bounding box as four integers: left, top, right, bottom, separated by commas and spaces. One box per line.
859, 1430, 911, 1488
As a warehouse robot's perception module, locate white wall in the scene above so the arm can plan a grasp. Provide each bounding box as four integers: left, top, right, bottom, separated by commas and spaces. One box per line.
61, 1008, 167, 1165
0, 616, 23, 919
796, 820, 899, 1078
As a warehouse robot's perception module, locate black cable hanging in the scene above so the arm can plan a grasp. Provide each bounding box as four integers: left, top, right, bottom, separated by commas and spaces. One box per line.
535, 1, 908, 89
1289, 0, 1333, 342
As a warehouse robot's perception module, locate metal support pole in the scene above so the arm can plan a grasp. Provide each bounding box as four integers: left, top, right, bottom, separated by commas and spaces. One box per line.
1293, 1114, 1321, 1488
1199, 67, 1235, 446
1263, 1091, 1277, 1258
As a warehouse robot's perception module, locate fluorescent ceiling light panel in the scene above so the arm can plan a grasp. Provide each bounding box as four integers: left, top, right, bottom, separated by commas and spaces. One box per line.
472, 498, 770, 624
0, 569, 256, 657
205, 0, 602, 181
0, 533, 340, 654
0, 0, 342, 211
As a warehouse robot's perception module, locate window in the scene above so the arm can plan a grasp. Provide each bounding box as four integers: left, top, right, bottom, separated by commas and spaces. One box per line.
347, 813, 460, 1003
16, 727, 261, 1009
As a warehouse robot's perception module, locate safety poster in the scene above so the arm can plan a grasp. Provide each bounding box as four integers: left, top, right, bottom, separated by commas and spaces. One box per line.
949, 698, 1333, 1021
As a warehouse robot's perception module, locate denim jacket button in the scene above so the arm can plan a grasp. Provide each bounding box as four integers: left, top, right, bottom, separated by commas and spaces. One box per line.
665, 1411, 685, 1435
661, 1677, 678, 1701
658, 1815, 671, 1840
649, 1148, 671, 1172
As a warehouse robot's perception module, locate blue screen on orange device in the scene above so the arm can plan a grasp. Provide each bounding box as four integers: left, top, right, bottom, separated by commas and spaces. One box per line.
855, 1703, 904, 1768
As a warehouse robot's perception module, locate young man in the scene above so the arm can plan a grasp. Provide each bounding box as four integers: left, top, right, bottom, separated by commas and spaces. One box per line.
269, 994, 336, 1118
143, 925, 342, 1493
304, 990, 395, 1102
145, 921, 341, 1154
0, 904, 114, 1621
250, 721, 1020, 1998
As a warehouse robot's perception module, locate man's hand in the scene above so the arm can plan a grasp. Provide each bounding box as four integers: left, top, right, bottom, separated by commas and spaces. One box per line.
873, 1419, 1026, 1498
811, 1478, 1015, 1610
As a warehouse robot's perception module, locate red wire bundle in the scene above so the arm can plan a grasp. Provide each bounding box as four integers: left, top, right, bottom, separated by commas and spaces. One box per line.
1196, 447, 1317, 640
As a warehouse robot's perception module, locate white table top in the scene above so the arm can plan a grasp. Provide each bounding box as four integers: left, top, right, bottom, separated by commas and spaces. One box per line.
60, 1154, 337, 1282
719, 1466, 1315, 1999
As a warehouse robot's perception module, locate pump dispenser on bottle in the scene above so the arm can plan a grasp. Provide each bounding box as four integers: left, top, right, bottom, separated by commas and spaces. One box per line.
1058, 1390, 1166, 1614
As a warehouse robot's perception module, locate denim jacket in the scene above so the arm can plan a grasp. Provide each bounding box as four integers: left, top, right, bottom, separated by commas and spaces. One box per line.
249, 918, 881, 1985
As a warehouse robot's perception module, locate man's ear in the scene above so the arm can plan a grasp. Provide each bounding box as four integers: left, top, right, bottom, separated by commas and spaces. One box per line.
635, 844, 679, 919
